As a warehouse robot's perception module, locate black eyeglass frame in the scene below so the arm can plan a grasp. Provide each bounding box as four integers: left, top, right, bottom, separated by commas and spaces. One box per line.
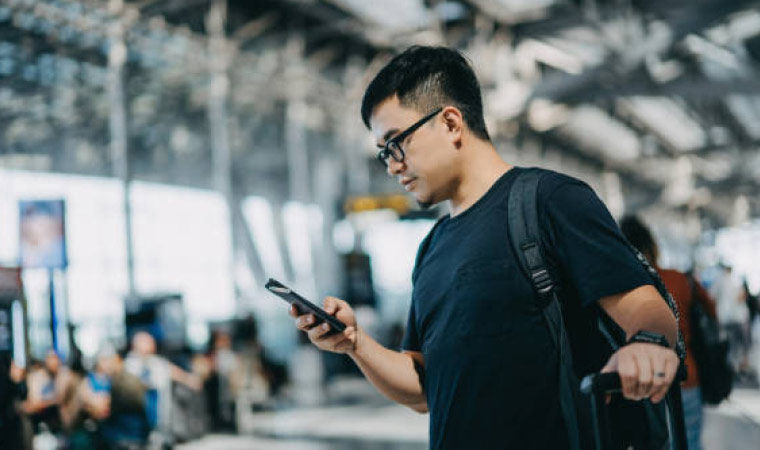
376, 107, 444, 167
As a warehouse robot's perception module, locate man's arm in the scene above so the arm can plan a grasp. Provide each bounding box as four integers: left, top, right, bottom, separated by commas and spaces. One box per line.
350, 336, 427, 412
598, 284, 679, 403
291, 298, 427, 413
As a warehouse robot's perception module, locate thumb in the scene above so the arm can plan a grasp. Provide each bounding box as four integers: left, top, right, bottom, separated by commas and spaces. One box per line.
323, 297, 338, 314
601, 353, 618, 374
601, 353, 618, 405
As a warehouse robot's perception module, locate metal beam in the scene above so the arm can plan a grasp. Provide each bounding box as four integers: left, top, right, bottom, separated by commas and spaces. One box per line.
533, 76, 760, 103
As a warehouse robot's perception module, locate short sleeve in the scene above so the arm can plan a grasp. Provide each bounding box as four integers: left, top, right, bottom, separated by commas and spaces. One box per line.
540, 177, 651, 307
401, 301, 421, 352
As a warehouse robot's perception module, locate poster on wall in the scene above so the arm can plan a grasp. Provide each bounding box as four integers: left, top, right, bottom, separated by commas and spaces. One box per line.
18, 200, 68, 269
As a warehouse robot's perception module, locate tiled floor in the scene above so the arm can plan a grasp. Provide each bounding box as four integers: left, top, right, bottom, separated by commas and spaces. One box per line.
178, 388, 760, 450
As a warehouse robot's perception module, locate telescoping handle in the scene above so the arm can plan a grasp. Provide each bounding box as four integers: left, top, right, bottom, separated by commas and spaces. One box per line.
580, 372, 622, 395
580, 372, 687, 450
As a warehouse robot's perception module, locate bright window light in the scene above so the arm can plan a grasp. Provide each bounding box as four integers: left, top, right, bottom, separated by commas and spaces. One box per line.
283, 201, 318, 296
242, 197, 287, 281
130, 181, 235, 322
0, 169, 128, 357
715, 222, 760, 295
363, 219, 435, 322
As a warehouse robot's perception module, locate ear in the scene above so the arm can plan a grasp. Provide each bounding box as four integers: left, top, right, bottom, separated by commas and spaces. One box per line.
441, 106, 464, 148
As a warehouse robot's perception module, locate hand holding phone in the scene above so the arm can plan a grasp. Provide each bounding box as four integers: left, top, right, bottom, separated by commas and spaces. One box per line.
265, 278, 347, 336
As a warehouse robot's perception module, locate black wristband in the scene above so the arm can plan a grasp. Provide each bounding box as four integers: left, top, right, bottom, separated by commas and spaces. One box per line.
628, 330, 670, 348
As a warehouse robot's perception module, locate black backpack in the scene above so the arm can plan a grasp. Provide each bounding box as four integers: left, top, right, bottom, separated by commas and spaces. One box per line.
687, 275, 733, 404
507, 168, 686, 450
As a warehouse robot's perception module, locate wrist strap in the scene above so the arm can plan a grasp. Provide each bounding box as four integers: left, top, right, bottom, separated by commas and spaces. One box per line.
628, 330, 670, 348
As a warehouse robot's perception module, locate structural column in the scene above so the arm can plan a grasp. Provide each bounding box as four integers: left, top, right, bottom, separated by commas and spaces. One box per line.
207, 0, 244, 313
107, 8, 136, 299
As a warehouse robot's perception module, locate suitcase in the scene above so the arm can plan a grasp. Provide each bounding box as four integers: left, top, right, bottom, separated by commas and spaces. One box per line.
580, 372, 688, 450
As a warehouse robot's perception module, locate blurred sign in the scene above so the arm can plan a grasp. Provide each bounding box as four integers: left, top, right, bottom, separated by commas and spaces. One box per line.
18, 200, 68, 269
344, 194, 411, 215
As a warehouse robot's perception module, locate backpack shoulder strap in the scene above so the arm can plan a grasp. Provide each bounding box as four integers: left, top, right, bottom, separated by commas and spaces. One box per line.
507, 168, 581, 450
507, 168, 555, 302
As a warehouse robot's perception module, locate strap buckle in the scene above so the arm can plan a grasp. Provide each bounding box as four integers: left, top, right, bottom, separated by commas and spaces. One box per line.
522, 242, 556, 304
531, 268, 555, 304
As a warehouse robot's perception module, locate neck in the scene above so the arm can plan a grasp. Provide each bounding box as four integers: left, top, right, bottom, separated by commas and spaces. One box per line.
448, 141, 512, 217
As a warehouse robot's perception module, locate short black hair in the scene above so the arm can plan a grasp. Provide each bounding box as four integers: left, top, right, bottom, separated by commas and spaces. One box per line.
361, 46, 490, 141
620, 215, 658, 264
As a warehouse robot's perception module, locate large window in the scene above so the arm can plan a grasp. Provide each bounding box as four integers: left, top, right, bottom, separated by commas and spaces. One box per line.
0, 169, 236, 358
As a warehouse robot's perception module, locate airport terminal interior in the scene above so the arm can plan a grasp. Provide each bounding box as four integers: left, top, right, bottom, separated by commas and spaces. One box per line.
1, 0, 760, 448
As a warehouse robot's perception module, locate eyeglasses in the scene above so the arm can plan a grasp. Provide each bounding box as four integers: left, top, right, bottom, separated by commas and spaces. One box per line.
376, 107, 443, 167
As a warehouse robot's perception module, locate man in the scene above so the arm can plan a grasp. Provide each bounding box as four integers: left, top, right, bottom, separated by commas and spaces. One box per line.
621, 215, 717, 450
23, 350, 69, 433
124, 332, 201, 434
710, 264, 750, 373
0, 354, 27, 450
291, 46, 679, 449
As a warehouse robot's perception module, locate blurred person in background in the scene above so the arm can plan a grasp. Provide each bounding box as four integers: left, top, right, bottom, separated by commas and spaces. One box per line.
229, 316, 281, 429
81, 346, 150, 449
290, 46, 680, 450
0, 353, 29, 450
204, 329, 239, 431
58, 349, 91, 446
742, 279, 760, 386
23, 349, 70, 434
711, 264, 750, 376
744, 280, 758, 341
124, 331, 201, 444
620, 215, 718, 450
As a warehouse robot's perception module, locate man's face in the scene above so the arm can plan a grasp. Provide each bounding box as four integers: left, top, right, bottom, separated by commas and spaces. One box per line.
370, 96, 458, 208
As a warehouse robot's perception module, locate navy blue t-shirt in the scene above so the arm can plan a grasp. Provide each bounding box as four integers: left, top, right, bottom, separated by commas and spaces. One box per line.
402, 167, 651, 450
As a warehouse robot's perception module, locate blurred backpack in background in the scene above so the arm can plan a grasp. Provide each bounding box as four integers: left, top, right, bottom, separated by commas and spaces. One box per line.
687, 275, 733, 404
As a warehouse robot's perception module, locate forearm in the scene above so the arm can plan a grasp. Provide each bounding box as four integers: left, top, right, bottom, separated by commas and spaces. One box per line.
348, 328, 427, 411
626, 299, 678, 348
600, 284, 678, 348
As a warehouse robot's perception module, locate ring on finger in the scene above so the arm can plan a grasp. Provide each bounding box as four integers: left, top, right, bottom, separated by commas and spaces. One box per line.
655, 371, 666, 377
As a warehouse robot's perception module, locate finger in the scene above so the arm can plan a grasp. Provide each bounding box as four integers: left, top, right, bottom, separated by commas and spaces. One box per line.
288, 305, 299, 318
296, 314, 317, 331
651, 353, 678, 404
319, 327, 351, 348
648, 352, 670, 402
634, 350, 653, 399
323, 297, 342, 315
307, 322, 332, 341
617, 352, 641, 401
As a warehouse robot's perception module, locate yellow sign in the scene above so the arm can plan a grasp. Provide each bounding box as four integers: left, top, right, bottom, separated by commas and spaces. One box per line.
344, 194, 411, 215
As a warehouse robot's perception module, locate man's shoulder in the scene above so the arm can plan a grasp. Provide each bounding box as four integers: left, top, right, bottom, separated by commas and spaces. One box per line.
514, 167, 591, 202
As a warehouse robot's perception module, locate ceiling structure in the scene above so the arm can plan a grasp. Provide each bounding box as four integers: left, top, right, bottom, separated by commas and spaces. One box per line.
1, 0, 759, 232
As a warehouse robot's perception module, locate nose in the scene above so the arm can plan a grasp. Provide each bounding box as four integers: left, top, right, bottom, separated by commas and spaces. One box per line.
387, 158, 404, 176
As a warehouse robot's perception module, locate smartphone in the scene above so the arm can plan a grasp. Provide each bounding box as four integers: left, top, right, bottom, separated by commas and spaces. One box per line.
265, 278, 346, 335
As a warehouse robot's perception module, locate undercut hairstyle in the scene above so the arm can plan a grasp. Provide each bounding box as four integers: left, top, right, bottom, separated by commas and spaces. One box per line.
361, 46, 490, 141
620, 215, 658, 265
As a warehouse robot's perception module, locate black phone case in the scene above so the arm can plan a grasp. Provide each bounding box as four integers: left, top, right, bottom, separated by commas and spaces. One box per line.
265, 278, 347, 335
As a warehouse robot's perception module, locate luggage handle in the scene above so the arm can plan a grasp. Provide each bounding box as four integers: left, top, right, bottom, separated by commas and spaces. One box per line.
580, 372, 621, 395
580, 372, 688, 450
581, 364, 688, 396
